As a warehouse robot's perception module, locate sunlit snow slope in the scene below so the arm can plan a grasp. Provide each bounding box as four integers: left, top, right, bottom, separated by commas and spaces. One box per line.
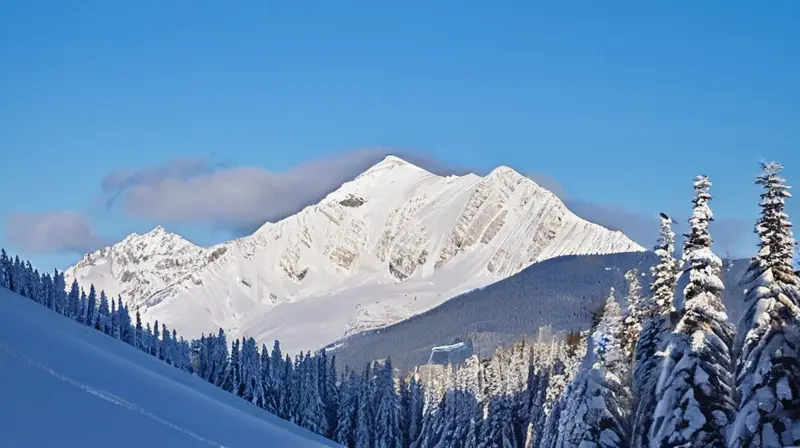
66, 155, 644, 354
0, 287, 339, 448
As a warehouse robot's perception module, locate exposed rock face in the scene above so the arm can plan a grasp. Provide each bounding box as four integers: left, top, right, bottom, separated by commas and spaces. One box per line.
65, 155, 644, 354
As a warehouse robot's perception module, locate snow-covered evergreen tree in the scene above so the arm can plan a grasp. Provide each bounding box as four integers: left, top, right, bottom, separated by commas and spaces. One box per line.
98, 290, 110, 334
268, 340, 283, 415
557, 292, 630, 447
67, 279, 80, 320
323, 352, 339, 438
161, 323, 173, 365
281, 354, 295, 420
407, 371, 425, 447
335, 368, 360, 447
621, 268, 643, 363
355, 363, 374, 448
134, 310, 143, 350
111, 299, 119, 338
259, 343, 271, 410
86, 285, 97, 328
240, 337, 263, 405
212, 328, 229, 389
631, 213, 679, 448
374, 358, 402, 448
649, 175, 734, 447
53, 269, 67, 314
118, 297, 132, 344
731, 161, 800, 448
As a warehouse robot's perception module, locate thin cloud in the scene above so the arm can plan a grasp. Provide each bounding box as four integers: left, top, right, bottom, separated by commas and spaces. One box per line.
102, 149, 467, 236
3, 211, 106, 254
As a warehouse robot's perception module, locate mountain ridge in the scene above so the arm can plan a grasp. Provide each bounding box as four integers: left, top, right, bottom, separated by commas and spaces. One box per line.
66, 155, 644, 354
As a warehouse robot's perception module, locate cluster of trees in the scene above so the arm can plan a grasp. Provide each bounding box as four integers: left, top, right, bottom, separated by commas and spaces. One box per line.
548, 162, 800, 447
3, 161, 799, 447
0, 254, 194, 372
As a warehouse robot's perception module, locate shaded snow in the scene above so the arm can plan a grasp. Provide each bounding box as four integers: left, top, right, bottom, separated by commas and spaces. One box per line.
0, 287, 339, 448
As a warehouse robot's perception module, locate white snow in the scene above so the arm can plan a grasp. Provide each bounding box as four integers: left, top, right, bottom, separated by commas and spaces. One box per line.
65, 155, 644, 354
0, 286, 339, 448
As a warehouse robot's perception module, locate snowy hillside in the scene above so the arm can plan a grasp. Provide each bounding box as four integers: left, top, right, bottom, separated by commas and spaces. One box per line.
0, 286, 339, 448
66, 155, 643, 354
330, 251, 749, 372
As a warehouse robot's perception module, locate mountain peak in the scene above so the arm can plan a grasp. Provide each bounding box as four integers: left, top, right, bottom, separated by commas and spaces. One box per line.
148, 225, 168, 235
362, 154, 424, 174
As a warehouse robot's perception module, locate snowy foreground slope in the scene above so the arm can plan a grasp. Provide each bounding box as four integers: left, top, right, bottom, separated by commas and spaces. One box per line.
0, 287, 339, 448
66, 155, 643, 354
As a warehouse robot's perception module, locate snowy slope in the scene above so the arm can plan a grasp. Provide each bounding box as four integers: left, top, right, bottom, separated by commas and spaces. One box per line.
0, 286, 339, 448
66, 156, 644, 354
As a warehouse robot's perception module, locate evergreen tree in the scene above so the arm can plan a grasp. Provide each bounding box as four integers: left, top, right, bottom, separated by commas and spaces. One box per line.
280, 354, 294, 420
374, 358, 402, 448
110, 299, 118, 339
68, 279, 80, 320
134, 310, 143, 350
298, 352, 327, 435
98, 290, 110, 334
212, 328, 229, 389
53, 269, 67, 314
241, 337, 264, 405
731, 161, 800, 447
142, 322, 152, 355
355, 363, 374, 448
229, 338, 241, 395
324, 353, 340, 438
621, 268, 643, 362
161, 324, 173, 365
0, 249, 8, 288
557, 292, 630, 447
118, 297, 132, 344
407, 372, 425, 447
649, 175, 734, 447
259, 343, 271, 410
151, 320, 160, 358
335, 368, 360, 447
86, 285, 97, 328
269, 340, 284, 415
631, 213, 679, 448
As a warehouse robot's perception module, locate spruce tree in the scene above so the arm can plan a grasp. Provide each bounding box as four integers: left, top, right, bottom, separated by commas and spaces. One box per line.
355, 363, 374, 448
557, 290, 630, 447
631, 213, 679, 448
335, 368, 359, 447
649, 175, 734, 447
621, 268, 643, 362
87, 285, 97, 327
259, 343, 271, 410
134, 310, 143, 350
374, 358, 402, 448
731, 161, 800, 447
68, 279, 80, 320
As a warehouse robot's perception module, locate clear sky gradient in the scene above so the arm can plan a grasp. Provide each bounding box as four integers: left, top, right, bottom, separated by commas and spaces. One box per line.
1, 1, 798, 270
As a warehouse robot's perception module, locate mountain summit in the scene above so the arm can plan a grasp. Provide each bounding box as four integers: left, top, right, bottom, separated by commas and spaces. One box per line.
66, 156, 644, 353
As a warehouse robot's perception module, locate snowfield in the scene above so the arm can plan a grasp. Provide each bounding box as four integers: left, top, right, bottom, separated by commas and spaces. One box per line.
66, 155, 643, 354
0, 286, 339, 448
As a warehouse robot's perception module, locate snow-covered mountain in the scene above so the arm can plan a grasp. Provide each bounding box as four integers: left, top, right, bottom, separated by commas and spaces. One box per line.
66, 155, 644, 354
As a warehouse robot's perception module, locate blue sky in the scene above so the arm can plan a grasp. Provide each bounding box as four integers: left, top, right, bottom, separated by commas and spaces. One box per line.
1, 1, 798, 271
